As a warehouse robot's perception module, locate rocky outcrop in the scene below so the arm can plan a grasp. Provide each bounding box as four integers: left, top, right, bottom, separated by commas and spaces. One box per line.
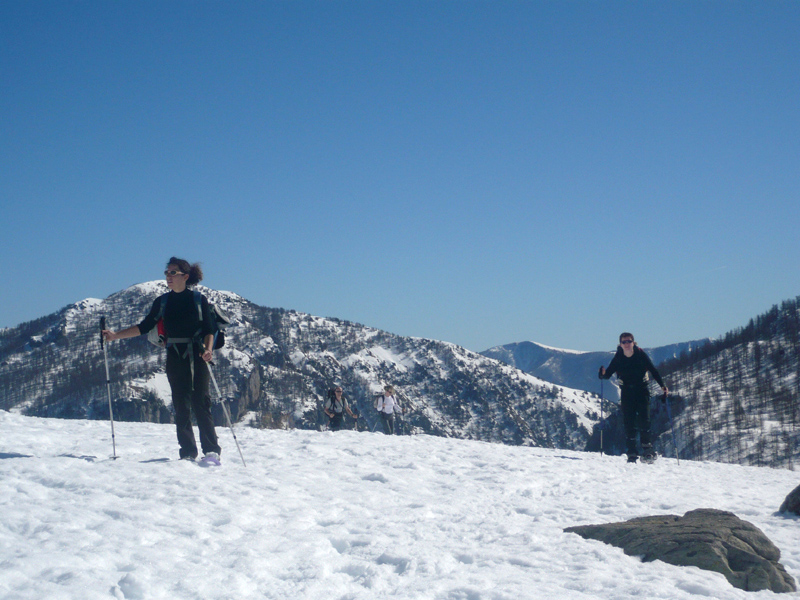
565, 508, 796, 593
779, 484, 800, 516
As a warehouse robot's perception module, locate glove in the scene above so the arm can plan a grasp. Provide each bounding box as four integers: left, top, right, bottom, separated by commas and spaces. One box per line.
598, 366, 605, 379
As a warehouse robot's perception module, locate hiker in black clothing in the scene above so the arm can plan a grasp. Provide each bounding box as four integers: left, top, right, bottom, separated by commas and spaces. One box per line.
324, 386, 356, 432
102, 257, 222, 462
599, 332, 668, 463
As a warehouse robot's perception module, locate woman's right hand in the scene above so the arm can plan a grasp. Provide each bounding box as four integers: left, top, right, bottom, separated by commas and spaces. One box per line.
101, 325, 139, 342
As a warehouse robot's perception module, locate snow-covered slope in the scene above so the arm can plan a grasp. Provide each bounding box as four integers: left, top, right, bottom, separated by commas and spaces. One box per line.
0, 283, 601, 451
1, 411, 797, 600
481, 341, 617, 400
657, 298, 800, 469
581, 298, 800, 470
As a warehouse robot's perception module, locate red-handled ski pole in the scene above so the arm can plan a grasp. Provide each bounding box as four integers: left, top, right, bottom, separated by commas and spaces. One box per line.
206, 362, 246, 467
100, 317, 117, 459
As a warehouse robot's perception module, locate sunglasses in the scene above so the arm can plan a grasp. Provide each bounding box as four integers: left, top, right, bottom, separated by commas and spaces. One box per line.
164, 270, 186, 276
621, 340, 634, 345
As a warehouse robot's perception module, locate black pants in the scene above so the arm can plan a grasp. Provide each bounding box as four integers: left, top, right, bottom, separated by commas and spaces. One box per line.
380, 412, 394, 435
329, 413, 344, 431
620, 385, 651, 457
166, 345, 221, 459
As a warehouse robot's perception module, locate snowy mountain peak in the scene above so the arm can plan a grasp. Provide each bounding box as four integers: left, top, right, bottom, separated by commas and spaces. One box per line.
0, 283, 602, 451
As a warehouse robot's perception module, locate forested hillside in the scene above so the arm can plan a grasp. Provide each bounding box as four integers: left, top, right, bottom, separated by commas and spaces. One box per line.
591, 297, 800, 469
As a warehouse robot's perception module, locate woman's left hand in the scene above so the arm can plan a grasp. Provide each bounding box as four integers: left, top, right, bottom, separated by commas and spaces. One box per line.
201, 348, 213, 362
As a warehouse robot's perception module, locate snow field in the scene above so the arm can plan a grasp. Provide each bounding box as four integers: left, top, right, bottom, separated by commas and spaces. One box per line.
0, 411, 797, 600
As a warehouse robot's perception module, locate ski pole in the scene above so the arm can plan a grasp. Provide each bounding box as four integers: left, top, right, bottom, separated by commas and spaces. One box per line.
599, 378, 604, 456
664, 392, 680, 465
100, 317, 117, 459
206, 362, 247, 467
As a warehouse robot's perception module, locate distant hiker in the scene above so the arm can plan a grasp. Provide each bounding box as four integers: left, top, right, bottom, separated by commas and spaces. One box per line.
599, 332, 668, 463
324, 386, 355, 432
375, 385, 403, 435
102, 257, 222, 464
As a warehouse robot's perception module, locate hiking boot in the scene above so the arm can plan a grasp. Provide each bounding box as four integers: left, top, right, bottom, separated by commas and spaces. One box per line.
200, 452, 221, 466
627, 454, 639, 463
641, 444, 656, 463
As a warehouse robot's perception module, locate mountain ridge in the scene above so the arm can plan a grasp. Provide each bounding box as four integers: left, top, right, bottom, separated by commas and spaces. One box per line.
0, 282, 601, 451
480, 338, 710, 403
6, 281, 797, 469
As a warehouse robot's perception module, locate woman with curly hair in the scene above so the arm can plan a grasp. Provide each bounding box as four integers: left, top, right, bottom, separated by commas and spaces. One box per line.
103, 257, 222, 464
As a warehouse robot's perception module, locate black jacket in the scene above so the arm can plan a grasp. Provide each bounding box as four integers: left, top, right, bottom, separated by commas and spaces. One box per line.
138, 289, 214, 341
601, 345, 665, 389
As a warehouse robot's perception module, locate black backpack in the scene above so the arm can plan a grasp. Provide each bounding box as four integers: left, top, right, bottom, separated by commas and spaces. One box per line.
326, 388, 343, 411
147, 291, 232, 349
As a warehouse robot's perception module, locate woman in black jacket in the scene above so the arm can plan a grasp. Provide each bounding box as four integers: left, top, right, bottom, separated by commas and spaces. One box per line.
103, 257, 222, 463
599, 332, 668, 463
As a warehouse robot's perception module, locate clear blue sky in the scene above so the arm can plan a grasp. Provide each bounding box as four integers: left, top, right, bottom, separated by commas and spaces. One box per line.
2, 1, 799, 353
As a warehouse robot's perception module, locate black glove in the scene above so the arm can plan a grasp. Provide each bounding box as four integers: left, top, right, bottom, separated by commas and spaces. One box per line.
598, 366, 604, 380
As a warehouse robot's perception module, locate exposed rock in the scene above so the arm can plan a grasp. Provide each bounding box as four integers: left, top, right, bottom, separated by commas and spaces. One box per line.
779, 484, 800, 516
565, 508, 796, 593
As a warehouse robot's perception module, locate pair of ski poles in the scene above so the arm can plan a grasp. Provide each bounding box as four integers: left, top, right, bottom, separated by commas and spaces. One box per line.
99, 318, 246, 466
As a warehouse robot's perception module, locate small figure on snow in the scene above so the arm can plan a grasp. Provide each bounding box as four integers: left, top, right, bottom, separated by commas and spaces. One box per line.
375, 385, 404, 435
324, 386, 356, 432
599, 333, 667, 463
